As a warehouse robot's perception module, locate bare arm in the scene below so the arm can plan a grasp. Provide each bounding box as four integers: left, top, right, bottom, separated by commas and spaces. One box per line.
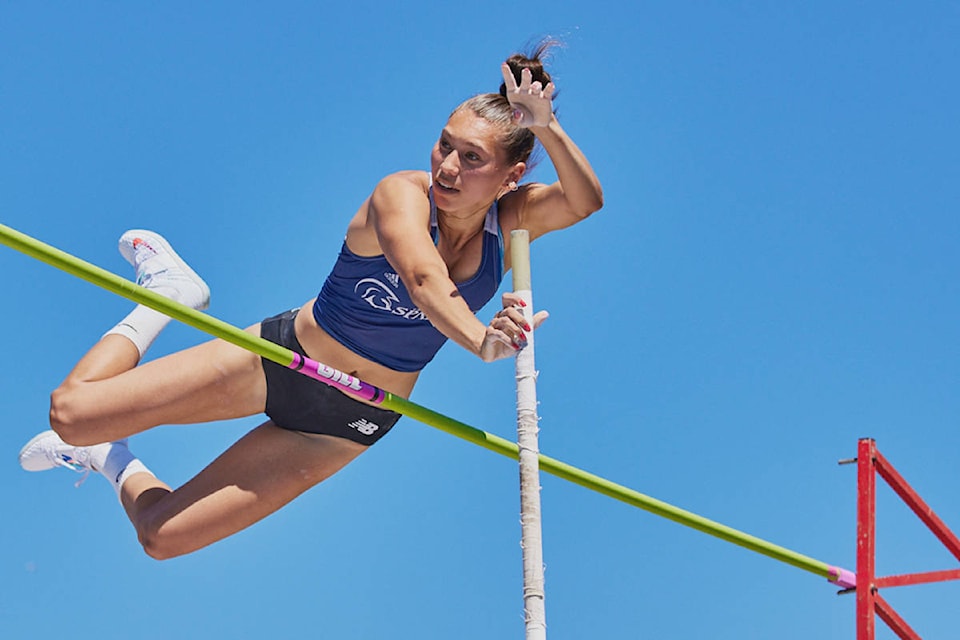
369, 173, 530, 361
501, 64, 604, 241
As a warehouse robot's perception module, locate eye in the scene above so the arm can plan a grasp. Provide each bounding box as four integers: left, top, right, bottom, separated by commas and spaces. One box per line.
465, 151, 482, 162
439, 137, 452, 151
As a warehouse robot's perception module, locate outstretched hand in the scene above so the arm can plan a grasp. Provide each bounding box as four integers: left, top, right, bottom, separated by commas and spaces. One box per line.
480, 292, 549, 362
501, 63, 555, 129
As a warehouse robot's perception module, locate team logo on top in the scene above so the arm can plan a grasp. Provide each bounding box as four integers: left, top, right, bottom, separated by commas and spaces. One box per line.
354, 278, 429, 321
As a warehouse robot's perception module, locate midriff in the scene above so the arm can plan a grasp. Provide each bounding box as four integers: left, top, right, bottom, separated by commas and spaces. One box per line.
292, 300, 420, 405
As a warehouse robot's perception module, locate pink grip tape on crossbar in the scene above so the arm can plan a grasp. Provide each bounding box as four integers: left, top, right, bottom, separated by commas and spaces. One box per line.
828, 566, 856, 589
287, 353, 385, 404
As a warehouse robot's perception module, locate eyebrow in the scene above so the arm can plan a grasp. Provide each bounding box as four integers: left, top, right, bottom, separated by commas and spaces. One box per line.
440, 128, 490, 154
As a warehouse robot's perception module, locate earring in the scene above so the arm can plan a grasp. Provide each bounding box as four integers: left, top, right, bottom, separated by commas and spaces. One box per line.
509, 182, 518, 192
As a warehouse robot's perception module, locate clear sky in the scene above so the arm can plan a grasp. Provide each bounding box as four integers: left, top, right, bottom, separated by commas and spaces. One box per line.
2, 3, 959, 639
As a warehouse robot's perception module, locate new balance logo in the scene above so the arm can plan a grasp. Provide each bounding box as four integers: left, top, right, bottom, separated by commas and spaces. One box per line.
384, 272, 400, 288
347, 418, 380, 436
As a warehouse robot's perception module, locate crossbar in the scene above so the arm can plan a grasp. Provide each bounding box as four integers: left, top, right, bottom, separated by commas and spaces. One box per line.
0, 221, 851, 586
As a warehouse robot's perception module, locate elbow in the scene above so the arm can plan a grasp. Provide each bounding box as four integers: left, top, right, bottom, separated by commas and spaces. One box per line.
589, 181, 605, 213
575, 176, 604, 218
587, 189, 604, 216
575, 187, 604, 219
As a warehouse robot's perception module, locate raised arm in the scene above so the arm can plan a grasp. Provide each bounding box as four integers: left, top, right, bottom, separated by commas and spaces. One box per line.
501, 64, 604, 241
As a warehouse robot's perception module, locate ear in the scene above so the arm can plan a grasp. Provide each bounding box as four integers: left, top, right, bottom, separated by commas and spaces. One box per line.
504, 162, 527, 190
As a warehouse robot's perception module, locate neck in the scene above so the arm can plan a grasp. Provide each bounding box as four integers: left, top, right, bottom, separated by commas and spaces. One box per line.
436, 203, 489, 251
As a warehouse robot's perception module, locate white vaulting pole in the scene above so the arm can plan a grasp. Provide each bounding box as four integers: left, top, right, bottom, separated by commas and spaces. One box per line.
511, 229, 546, 640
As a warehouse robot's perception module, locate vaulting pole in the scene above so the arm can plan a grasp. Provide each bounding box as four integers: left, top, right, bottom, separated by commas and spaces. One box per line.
511, 230, 546, 640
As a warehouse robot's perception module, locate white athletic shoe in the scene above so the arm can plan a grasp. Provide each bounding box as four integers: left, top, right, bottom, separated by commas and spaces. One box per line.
118, 229, 210, 311
18, 430, 124, 486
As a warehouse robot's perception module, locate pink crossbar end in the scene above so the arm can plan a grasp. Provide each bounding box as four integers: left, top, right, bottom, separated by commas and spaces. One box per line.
828, 566, 856, 589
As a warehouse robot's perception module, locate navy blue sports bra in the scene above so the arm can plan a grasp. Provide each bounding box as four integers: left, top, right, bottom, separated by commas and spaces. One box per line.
313, 188, 504, 372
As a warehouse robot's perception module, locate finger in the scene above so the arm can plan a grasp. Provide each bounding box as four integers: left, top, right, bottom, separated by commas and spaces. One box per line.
507, 321, 529, 347
501, 62, 519, 92
499, 307, 531, 331
542, 82, 555, 100
519, 67, 532, 90
496, 312, 530, 344
501, 292, 528, 308
529, 80, 543, 96
531, 310, 549, 329
492, 325, 524, 350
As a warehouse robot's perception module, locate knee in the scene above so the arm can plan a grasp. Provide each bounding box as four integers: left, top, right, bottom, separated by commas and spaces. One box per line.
49, 385, 91, 446
138, 524, 173, 561
140, 535, 177, 561
137, 517, 187, 561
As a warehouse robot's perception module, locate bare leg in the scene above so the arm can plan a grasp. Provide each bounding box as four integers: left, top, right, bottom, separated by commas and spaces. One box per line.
120, 422, 367, 559
47, 227, 236, 445
50, 326, 267, 446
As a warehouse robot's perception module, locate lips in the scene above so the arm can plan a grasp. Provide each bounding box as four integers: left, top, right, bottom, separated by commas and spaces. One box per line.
435, 177, 458, 193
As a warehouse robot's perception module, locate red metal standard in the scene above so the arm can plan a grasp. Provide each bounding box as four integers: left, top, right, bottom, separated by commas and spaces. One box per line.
856, 438, 877, 640
855, 438, 960, 639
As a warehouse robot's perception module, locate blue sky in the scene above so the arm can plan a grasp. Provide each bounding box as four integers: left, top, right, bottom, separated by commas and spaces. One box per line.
2, 2, 959, 639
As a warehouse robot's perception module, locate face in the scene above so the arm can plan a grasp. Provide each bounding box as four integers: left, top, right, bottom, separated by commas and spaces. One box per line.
430, 110, 524, 214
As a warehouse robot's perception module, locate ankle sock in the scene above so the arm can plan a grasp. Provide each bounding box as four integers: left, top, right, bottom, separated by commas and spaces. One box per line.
97, 443, 154, 500
112, 459, 153, 499
103, 304, 173, 358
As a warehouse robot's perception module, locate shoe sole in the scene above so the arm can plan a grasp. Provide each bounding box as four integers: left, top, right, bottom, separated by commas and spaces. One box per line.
119, 229, 211, 311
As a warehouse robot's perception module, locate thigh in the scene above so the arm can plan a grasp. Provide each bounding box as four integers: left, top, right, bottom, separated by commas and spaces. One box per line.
137, 421, 367, 557
59, 325, 268, 440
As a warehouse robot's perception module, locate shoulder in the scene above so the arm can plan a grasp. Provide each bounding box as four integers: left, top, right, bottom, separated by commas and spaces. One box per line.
347, 171, 432, 255
369, 171, 432, 225
374, 170, 431, 197
369, 171, 431, 220
494, 181, 548, 235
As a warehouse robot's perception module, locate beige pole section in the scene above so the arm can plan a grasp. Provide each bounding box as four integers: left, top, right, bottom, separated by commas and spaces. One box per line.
511, 229, 546, 640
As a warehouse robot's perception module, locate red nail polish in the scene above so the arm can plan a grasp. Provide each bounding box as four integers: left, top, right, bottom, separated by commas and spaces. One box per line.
519, 300, 527, 307
524, 324, 532, 332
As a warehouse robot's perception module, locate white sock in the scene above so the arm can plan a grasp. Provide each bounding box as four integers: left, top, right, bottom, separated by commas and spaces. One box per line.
113, 459, 153, 499
96, 442, 155, 500
103, 304, 173, 358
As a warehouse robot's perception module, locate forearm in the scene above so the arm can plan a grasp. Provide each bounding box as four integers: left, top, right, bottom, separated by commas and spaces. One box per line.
407, 271, 487, 357
530, 115, 604, 215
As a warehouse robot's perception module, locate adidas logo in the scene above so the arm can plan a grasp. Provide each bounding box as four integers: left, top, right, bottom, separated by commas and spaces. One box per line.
384, 272, 400, 288
347, 418, 380, 436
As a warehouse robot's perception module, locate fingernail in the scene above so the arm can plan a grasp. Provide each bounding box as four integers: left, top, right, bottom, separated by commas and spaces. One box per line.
524, 323, 532, 332
518, 299, 527, 307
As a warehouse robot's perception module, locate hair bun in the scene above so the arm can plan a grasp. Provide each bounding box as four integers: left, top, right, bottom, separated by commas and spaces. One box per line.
498, 41, 556, 96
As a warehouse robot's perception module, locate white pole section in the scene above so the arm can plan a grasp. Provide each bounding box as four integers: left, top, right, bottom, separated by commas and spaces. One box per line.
510, 229, 546, 640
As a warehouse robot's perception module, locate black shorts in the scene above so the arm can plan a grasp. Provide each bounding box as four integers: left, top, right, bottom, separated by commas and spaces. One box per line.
260, 309, 401, 446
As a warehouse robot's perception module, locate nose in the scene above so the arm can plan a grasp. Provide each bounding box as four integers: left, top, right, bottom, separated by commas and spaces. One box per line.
439, 149, 460, 177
